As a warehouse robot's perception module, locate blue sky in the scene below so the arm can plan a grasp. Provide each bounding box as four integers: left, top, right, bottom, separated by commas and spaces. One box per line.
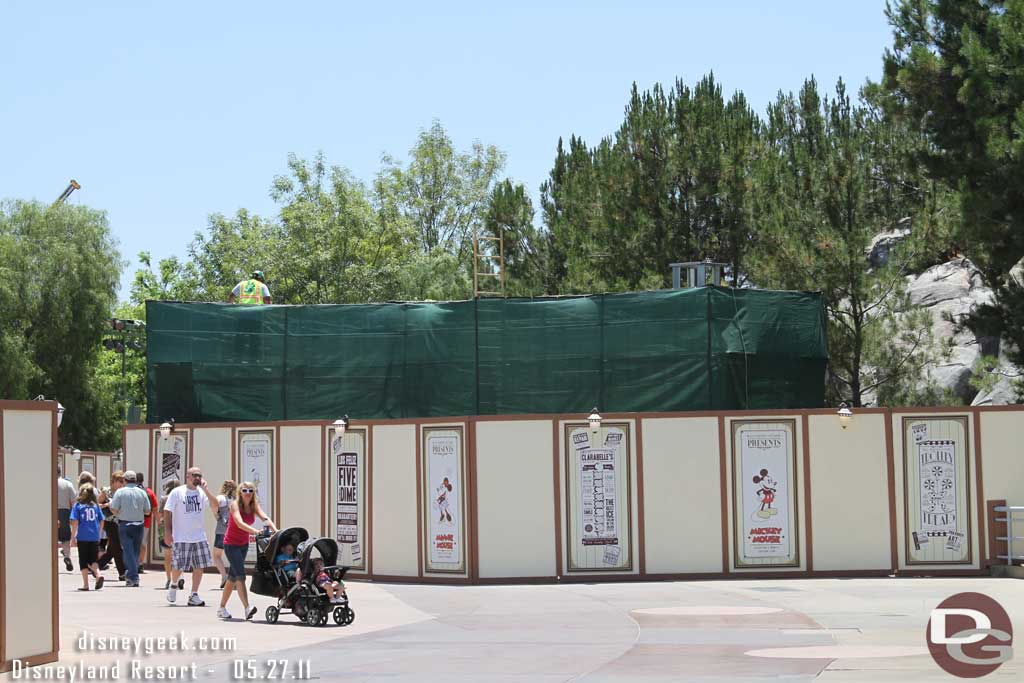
2, 1, 893, 299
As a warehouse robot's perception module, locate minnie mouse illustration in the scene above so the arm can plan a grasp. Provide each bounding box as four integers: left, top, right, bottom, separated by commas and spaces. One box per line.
436, 477, 454, 523
752, 468, 778, 519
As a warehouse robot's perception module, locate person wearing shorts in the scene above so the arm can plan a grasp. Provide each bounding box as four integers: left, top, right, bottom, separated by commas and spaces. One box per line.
163, 467, 219, 606
218, 481, 276, 620
70, 483, 104, 591
212, 480, 237, 589
158, 479, 179, 590
57, 468, 76, 572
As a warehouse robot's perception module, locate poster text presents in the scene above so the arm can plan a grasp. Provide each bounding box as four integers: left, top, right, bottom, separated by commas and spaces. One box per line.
423, 427, 466, 573
732, 421, 799, 568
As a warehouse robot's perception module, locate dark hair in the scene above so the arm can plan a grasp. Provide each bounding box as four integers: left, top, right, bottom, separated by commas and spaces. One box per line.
137, 472, 144, 484
163, 478, 180, 494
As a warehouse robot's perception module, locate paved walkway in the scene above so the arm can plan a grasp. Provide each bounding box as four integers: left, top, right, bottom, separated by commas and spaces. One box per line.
4, 554, 1022, 682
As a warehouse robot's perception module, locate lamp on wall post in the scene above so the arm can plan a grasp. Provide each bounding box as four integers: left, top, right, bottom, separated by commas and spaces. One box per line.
72, 448, 81, 461
331, 415, 349, 440
837, 402, 853, 430
160, 419, 175, 440
588, 407, 603, 442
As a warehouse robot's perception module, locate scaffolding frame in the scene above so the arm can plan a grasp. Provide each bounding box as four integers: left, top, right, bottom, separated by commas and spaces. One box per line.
473, 227, 505, 297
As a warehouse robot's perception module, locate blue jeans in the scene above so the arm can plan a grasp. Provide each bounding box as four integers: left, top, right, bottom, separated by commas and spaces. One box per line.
118, 522, 144, 584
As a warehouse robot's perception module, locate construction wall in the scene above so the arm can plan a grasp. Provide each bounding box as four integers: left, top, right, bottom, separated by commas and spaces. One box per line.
1, 401, 59, 673
124, 406, 1024, 583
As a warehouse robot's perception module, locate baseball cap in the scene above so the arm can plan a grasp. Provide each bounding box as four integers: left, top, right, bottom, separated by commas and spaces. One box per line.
124, 470, 137, 482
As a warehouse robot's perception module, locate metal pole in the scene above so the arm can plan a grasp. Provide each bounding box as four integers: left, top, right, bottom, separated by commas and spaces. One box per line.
121, 347, 127, 423
1008, 511, 1014, 567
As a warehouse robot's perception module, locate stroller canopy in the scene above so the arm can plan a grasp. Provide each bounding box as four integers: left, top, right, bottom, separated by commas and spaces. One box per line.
299, 537, 339, 572
261, 527, 310, 563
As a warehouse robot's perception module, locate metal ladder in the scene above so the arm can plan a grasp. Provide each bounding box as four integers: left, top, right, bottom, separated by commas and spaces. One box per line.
473, 226, 505, 298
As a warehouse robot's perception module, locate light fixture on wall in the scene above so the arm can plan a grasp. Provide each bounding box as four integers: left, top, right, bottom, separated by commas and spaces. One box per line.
332, 415, 349, 438
588, 407, 602, 434
72, 448, 81, 461
34, 394, 65, 427
160, 419, 175, 439
837, 402, 853, 430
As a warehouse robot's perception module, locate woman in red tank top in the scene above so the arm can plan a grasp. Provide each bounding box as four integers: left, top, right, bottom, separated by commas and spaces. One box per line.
218, 481, 276, 620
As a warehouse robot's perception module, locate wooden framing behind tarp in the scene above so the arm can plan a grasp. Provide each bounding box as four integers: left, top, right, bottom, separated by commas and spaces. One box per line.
122, 404, 1024, 585
1, 400, 59, 673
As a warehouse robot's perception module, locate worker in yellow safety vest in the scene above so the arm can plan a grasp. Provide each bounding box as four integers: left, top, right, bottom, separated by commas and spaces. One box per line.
228, 271, 272, 305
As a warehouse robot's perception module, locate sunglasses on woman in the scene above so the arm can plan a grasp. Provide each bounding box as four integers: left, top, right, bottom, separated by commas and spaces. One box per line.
240, 488, 255, 494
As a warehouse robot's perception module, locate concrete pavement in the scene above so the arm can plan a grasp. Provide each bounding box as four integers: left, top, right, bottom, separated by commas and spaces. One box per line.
4, 553, 1022, 682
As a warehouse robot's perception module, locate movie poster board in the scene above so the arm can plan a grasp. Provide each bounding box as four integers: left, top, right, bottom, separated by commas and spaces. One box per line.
902, 416, 972, 565
326, 427, 366, 570
731, 420, 800, 568
422, 426, 466, 573
237, 429, 274, 562
80, 455, 95, 477
564, 422, 632, 572
154, 431, 187, 493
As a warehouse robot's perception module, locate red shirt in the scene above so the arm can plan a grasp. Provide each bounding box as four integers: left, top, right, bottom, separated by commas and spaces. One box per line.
142, 488, 159, 528
223, 508, 257, 546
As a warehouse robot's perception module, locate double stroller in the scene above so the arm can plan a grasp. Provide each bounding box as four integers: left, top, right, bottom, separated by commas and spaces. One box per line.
250, 527, 356, 627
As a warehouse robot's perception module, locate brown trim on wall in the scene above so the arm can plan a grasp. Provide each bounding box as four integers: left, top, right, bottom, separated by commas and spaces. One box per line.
717, 415, 729, 574
186, 429, 194, 470
50, 407, 59, 659
121, 424, 128, 468
368, 573, 472, 586
468, 419, 480, 583
0, 409, 7, 668
366, 424, 374, 578
801, 414, 813, 573
552, 419, 563, 579
320, 424, 326, 537
636, 418, 647, 576
972, 409, 986, 564
415, 424, 424, 579
120, 404, 1024, 436
274, 425, 282, 525
884, 414, 898, 573
230, 427, 237, 482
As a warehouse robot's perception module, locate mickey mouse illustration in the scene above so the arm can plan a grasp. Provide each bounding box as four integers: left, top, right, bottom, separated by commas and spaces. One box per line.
752, 468, 778, 519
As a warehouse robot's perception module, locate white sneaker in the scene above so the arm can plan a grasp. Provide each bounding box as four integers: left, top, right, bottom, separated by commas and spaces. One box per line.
216, 607, 231, 619
188, 593, 205, 607
167, 587, 177, 603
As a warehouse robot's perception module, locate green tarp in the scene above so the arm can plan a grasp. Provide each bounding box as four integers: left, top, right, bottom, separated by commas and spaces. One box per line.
146, 287, 827, 423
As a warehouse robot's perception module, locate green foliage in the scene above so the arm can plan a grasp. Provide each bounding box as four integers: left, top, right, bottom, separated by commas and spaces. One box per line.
540, 74, 761, 293
0, 200, 123, 448
882, 0, 1024, 371
747, 78, 952, 406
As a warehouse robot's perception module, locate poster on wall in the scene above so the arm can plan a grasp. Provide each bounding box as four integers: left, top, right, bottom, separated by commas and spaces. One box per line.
565, 423, 632, 572
239, 430, 274, 558
903, 417, 971, 564
157, 433, 186, 492
80, 456, 95, 477
423, 427, 465, 573
329, 428, 365, 569
732, 420, 799, 568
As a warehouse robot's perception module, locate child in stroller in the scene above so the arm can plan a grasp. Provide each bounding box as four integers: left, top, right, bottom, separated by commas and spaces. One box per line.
251, 527, 355, 627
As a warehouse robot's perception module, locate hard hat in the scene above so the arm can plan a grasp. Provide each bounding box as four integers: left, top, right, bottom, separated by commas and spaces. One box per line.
251, 270, 265, 282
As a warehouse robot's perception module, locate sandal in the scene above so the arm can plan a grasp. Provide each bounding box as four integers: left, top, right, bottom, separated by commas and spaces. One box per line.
77, 587, 89, 591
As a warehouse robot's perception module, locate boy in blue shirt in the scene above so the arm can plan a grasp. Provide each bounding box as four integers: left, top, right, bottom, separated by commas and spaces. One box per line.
70, 483, 105, 591
275, 541, 300, 582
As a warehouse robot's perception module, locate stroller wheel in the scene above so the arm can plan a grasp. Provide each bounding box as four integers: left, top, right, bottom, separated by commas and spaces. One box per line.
265, 606, 279, 624
305, 608, 321, 626
319, 612, 328, 626
344, 607, 355, 625
333, 606, 344, 625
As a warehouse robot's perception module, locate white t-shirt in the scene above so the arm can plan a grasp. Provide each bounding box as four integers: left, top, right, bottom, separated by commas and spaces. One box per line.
163, 485, 210, 544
